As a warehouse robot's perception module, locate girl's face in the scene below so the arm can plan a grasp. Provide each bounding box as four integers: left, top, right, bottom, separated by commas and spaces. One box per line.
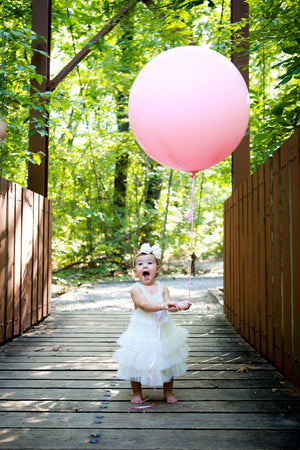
133, 254, 160, 285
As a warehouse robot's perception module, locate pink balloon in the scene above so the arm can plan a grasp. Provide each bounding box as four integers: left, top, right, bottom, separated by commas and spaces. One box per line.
128, 46, 250, 173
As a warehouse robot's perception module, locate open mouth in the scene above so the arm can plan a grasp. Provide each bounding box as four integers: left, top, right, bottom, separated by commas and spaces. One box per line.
143, 270, 150, 280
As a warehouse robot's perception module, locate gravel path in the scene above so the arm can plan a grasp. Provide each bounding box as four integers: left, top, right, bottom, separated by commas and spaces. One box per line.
51, 261, 223, 314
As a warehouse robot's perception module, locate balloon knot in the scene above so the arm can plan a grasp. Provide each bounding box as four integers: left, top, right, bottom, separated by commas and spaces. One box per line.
184, 211, 193, 223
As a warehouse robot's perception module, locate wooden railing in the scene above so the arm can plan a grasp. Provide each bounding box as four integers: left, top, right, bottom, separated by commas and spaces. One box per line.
224, 130, 300, 388
0, 177, 52, 344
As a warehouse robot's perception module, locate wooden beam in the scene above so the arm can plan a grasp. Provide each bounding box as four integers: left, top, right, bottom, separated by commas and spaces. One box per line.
48, 0, 138, 91
231, 0, 250, 191
28, 1, 138, 196
27, 0, 248, 196
27, 0, 52, 197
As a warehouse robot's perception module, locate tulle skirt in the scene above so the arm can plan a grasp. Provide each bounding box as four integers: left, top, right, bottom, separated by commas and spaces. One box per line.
113, 309, 189, 386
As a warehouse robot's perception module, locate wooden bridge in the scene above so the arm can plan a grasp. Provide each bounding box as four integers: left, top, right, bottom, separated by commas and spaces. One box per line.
0, 131, 299, 448
1, 306, 300, 449
1, 1, 299, 446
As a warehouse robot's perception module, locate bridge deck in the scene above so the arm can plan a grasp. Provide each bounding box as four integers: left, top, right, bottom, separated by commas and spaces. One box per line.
0, 311, 300, 449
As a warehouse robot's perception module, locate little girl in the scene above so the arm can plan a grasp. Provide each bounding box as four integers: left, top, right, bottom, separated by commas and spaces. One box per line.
113, 243, 191, 404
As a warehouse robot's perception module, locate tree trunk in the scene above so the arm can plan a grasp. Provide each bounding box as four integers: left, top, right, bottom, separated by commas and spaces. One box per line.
114, 91, 129, 213
113, 13, 133, 216
141, 160, 163, 242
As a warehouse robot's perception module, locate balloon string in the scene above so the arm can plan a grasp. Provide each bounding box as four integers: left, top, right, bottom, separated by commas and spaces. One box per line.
185, 173, 196, 302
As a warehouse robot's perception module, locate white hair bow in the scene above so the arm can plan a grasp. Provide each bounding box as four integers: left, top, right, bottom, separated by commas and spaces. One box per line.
138, 243, 162, 260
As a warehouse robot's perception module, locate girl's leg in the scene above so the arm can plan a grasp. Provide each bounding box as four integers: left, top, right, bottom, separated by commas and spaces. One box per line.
130, 381, 143, 404
163, 378, 177, 403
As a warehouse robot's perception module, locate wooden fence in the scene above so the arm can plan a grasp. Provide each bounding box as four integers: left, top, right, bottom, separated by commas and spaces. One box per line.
224, 129, 300, 388
0, 177, 52, 345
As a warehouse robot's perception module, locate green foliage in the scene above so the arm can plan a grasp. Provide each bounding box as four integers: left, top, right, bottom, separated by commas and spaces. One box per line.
0, 0, 50, 183
1, 0, 299, 277
248, 0, 300, 168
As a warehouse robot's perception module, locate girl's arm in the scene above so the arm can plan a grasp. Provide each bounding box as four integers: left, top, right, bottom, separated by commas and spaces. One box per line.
162, 285, 179, 312
162, 285, 192, 312
131, 286, 169, 312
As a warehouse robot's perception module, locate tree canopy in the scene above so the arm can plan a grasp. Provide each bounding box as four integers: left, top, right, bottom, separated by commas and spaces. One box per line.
0, 0, 299, 277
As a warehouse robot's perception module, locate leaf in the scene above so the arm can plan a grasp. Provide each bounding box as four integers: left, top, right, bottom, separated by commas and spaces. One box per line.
31, 152, 43, 165
237, 366, 250, 373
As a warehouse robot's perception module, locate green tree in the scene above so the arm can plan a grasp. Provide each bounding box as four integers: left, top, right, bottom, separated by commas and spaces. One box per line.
1, 0, 299, 276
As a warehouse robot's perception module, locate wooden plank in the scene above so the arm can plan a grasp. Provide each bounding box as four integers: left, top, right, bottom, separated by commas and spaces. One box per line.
15, 330, 240, 338
233, 189, 239, 330
272, 150, 283, 371
7, 335, 244, 343
1, 429, 300, 450
264, 157, 274, 363
6, 336, 247, 345
229, 195, 234, 323
42, 198, 49, 317
252, 170, 260, 352
223, 198, 229, 316
0, 348, 257, 357
290, 130, 300, 385
17, 323, 238, 332
228, 196, 233, 320
4, 334, 240, 343
0, 348, 257, 356
0, 351, 267, 369
237, 184, 243, 333
47, 200, 52, 314
224, 196, 232, 318
6, 181, 15, 340
238, 182, 246, 333
246, 175, 253, 344
0, 377, 287, 390
280, 141, 293, 380
30, 325, 234, 333
1, 344, 256, 353
1, 411, 300, 430
0, 178, 7, 344
31, 193, 39, 324
258, 165, 267, 357
13, 184, 22, 337
239, 182, 246, 336
44, 313, 224, 320
1, 398, 298, 413
0, 369, 282, 381
0, 361, 274, 371
37, 195, 44, 321
0, 387, 292, 402
21, 188, 33, 333
242, 180, 249, 340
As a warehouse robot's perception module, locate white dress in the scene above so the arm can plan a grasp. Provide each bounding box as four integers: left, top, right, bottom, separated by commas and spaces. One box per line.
113, 281, 189, 386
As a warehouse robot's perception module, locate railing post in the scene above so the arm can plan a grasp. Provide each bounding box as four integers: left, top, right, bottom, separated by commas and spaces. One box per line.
27, 0, 52, 197
231, 0, 250, 191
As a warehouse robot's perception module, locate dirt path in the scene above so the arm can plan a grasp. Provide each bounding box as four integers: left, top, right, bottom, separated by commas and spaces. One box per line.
51, 261, 223, 314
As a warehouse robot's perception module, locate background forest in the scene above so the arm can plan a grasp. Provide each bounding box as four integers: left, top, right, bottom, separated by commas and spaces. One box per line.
0, 0, 299, 280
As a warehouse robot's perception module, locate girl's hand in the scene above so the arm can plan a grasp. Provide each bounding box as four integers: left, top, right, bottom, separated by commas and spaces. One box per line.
166, 301, 178, 312
178, 301, 192, 311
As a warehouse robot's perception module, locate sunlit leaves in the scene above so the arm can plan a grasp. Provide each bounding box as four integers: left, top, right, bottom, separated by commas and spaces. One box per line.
248, 0, 299, 167
2, 0, 299, 273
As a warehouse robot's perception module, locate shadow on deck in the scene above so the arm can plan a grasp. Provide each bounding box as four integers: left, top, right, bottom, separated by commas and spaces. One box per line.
0, 311, 300, 449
